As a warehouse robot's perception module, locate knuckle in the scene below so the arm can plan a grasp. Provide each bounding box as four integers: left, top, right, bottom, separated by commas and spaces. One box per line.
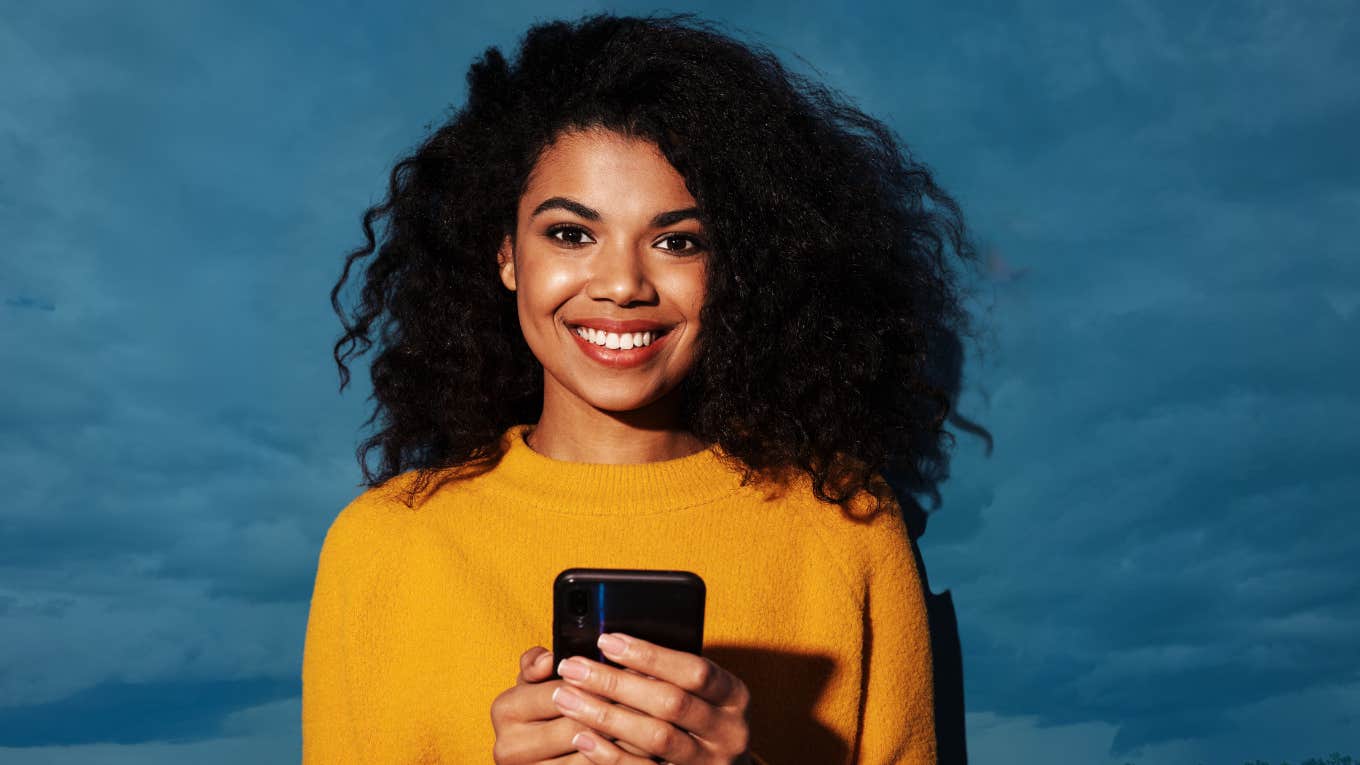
489, 692, 508, 724
599, 667, 619, 695
688, 659, 716, 689
647, 721, 679, 755
592, 700, 613, 728
633, 642, 655, 665
731, 678, 752, 710
730, 723, 751, 754
658, 687, 692, 720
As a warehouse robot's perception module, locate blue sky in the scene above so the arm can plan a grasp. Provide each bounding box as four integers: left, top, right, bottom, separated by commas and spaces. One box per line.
1, 1, 1356, 763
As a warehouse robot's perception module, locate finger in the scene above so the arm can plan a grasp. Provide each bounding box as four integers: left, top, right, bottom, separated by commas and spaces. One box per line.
495, 680, 578, 726
526, 650, 556, 683
613, 736, 659, 760
570, 727, 675, 764
597, 633, 747, 708
541, 755, 589, 765
543, 753, 594, 765
519, 681, 581, 721
517, 647, 553, 686
552, 684, 704, 763
496, 715, 595, 762
557, 656, 719, 737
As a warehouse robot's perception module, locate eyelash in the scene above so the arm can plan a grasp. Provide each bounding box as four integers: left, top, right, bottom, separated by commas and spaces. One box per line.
545, 225, 707, 255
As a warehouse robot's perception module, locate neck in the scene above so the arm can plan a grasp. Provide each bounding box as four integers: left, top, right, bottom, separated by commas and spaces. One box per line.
482, 424, 746, 515
529, 379, 707, 464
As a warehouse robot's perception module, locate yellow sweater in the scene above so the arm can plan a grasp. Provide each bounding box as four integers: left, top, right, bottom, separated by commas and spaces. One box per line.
302, 424, 936, 764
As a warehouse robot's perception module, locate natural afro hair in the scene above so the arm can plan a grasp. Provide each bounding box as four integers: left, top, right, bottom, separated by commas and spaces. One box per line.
332, 11, 988, 518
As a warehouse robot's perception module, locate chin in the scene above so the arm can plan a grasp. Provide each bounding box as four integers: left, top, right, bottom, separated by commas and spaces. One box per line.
571, 382, 675, 414
586, 393, 667, 414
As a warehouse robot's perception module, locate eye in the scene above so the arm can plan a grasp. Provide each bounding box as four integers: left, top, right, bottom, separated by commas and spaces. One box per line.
656, 233, 707, 255
546, 224, 595, 248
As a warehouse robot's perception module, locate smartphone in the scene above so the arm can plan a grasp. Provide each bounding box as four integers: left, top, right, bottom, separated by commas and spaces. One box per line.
552, 567, 706, 678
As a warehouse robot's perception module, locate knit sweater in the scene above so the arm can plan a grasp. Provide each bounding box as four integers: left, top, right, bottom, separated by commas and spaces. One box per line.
302, 423, 936, 764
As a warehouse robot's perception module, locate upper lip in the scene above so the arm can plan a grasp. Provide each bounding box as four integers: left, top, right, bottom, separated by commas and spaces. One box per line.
566, 318, 672, 334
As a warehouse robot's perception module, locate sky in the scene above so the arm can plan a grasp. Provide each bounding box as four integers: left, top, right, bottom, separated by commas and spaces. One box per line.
1, 1, 1356, 763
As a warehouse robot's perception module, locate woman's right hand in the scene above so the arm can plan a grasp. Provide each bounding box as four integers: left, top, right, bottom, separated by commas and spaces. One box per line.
491, 646, 596, 764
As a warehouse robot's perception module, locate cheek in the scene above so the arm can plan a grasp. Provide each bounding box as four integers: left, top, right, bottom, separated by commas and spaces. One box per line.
654, 262, 706, 304
678, 273, 707, 323
519, 258, 582, 310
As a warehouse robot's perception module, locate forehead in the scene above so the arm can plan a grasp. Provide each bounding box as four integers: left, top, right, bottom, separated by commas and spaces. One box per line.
521, 129, 696, 213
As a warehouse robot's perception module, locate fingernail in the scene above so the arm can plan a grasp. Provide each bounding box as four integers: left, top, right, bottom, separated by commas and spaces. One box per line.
552, 686, 583, 711
597, 633, 626, 656
558, 658, 589, 681
537, 651, 553, 667
572, 732, 596, 752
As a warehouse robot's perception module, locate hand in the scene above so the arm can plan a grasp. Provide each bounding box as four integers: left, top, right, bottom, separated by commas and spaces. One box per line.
491, 646, 597, 764
551, 633, 752, 764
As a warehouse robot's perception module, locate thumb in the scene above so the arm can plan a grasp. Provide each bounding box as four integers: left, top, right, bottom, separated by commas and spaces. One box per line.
527, 649, 555, 682
516, 647, 553, 685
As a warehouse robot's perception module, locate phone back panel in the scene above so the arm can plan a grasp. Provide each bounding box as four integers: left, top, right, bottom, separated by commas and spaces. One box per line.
552, 568, 705, 672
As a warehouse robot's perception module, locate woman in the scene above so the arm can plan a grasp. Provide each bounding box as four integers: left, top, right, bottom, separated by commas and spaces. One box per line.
305, 11, 981, 764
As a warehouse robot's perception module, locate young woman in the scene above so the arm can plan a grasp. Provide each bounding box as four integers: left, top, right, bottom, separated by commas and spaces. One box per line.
305, 12, 981, 765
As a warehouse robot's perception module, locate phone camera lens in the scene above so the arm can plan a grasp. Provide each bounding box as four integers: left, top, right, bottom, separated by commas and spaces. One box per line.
568, 589, 588, 617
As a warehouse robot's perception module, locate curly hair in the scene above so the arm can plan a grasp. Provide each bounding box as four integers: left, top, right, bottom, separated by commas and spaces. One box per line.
332, 11, 987, 518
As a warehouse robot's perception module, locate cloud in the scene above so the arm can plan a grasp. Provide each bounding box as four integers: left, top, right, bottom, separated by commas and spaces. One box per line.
0, 676, 295, 747
0, 697, 299, 765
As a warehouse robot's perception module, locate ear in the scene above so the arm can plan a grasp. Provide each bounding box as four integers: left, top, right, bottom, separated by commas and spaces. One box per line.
497, 234, 516, 292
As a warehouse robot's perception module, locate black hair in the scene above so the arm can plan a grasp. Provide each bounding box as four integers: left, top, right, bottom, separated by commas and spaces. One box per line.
332, 11, 988, 516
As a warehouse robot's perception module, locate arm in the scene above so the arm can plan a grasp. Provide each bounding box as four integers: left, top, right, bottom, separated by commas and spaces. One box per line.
857, 502, 937, 764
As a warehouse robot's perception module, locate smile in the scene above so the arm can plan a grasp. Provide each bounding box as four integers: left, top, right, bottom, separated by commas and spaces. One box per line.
571, 326, 666, 349
565, 323, 674, 368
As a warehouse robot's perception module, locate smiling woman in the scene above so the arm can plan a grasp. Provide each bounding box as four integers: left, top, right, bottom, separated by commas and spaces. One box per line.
309, 10, 983, 765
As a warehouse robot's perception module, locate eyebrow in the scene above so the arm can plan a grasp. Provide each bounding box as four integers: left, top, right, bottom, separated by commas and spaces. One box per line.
529, 196, 703, 228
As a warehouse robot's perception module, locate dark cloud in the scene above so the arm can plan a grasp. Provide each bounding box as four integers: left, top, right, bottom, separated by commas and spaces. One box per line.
0, 676, 296, 747
4, 296, 56, 311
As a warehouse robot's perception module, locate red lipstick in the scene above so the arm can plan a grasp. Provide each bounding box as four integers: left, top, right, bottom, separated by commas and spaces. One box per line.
566, 322, 674, 369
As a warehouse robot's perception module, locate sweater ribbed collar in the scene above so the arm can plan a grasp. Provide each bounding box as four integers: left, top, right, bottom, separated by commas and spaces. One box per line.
486, 423, 750, 516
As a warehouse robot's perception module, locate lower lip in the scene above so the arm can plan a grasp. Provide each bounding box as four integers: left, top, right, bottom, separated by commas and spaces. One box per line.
568, 325, 673, 368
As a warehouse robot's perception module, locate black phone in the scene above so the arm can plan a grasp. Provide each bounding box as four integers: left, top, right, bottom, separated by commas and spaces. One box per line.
552, 567, 706, 679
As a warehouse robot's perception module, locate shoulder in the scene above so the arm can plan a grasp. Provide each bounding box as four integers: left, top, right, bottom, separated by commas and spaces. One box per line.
778, 469, 909, 539
317, 472, 429, 569
318, 466, 491, 567
772, 470, 917, 587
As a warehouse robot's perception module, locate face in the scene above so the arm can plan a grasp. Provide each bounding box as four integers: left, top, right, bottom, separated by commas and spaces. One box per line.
497, 128, 709, 416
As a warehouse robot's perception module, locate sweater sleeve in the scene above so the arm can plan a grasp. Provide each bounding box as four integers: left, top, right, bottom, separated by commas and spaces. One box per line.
856, 500, 937, 764
301, 502, 373, 764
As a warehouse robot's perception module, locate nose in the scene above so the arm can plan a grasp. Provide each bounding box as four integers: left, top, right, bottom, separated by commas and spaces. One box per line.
584, 241, 658, 306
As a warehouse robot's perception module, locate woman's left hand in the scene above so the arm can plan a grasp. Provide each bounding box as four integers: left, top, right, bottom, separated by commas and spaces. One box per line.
551, 632, 753, 764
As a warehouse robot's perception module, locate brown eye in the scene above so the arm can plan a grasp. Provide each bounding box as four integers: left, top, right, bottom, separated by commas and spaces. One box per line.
657, 234, 705, 254
546, 225, 595, 247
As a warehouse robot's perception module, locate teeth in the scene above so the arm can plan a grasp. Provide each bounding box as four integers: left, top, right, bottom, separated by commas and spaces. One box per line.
574, 327, 660, 349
